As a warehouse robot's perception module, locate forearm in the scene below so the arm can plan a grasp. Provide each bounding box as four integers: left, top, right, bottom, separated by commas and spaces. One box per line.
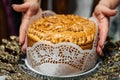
99, 0, 120, 9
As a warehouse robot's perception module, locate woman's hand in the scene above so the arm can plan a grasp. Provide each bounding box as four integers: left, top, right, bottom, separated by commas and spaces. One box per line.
93, 4, 117, 56
12, 1, 42, 53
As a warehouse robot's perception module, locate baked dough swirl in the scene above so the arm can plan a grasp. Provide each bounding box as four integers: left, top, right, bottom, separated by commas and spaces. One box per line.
27, 14, 96, 49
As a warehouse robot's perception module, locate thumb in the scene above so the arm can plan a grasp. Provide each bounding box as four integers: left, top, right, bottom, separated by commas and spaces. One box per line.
93, 8, 117, 23
12, 3, 29, 12
103, 8, 117, 16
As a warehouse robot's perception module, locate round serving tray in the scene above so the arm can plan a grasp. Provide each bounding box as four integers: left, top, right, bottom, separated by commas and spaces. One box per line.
19, 58, 103, 80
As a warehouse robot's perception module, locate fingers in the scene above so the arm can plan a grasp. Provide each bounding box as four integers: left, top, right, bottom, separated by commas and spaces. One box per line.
19, 13, 30, 44
12, 3, 29, 12
20, 9, 42, 53
105, 6, 117, 15
93, 5, 117, 21
12, 2, 39, 17
22, 36, 27, 53
97, 45, 103, 56
92, 5, 117, 56
97, 17, 109, 55
102, 8, 117, 16
12, 2, 41, 53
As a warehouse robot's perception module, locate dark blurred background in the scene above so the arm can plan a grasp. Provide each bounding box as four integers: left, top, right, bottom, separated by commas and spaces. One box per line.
0, 0, 119, 42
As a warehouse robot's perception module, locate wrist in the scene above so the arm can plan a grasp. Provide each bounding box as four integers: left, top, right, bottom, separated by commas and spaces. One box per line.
99, 0, 120, 9
99, 0, 111, 8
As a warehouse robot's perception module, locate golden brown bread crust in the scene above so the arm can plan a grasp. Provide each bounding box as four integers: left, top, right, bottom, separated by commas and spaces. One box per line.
27, 15, 96, 49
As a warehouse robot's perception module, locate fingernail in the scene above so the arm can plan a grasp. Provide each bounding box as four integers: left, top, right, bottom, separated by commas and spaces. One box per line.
12, 4, 15, 7
102, 45, 104, 49
19, 42, 22, 46
12, 4, 16, 8
100, 51, 104, 56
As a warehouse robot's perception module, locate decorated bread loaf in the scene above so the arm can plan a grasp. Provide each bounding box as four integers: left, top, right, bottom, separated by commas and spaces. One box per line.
27, 14, 96, 50
27, 14, 98, 76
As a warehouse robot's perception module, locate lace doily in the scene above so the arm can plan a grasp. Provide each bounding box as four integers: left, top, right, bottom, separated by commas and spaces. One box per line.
27, 39, 98, 76
27, 12, 98, 76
